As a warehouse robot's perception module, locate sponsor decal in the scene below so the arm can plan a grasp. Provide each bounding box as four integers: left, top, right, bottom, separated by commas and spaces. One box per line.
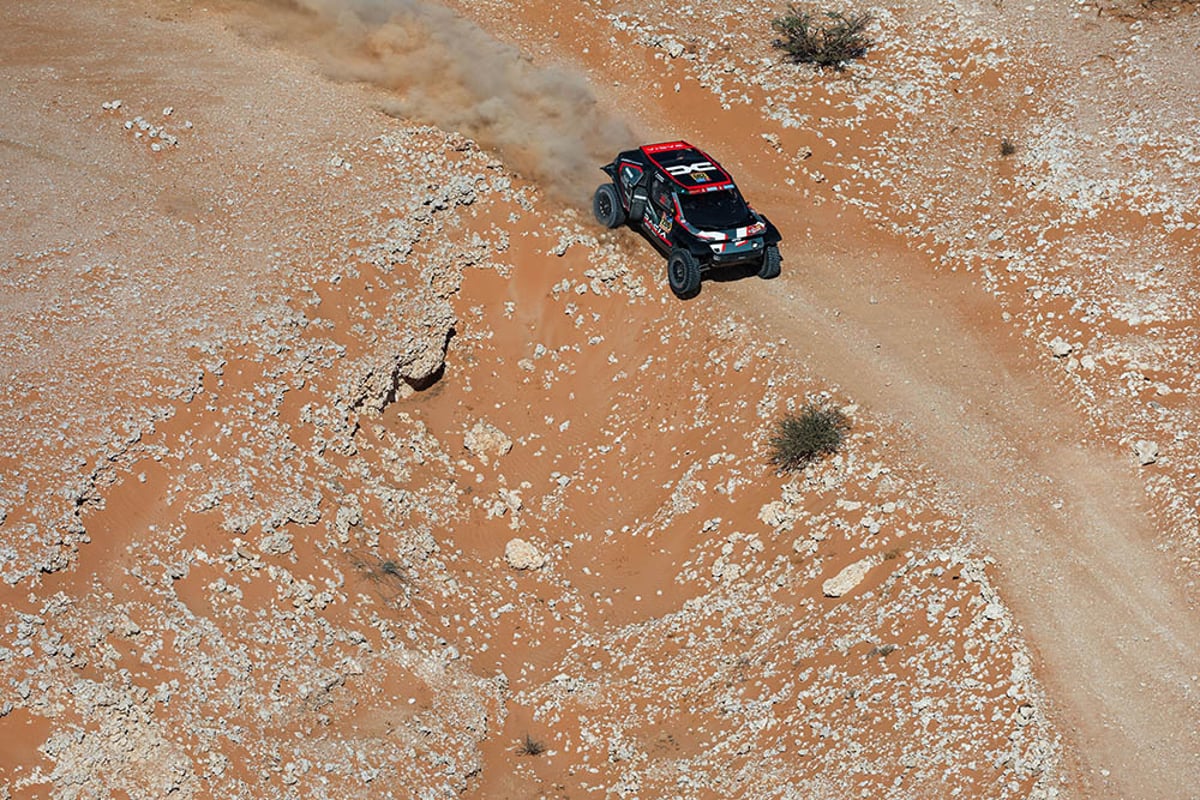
686, 182, 735, 194
665, 161, 719, 177
644, 207, 673, 242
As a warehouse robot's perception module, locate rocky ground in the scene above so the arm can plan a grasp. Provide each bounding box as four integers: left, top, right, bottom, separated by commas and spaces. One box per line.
2, 0, 1199, 798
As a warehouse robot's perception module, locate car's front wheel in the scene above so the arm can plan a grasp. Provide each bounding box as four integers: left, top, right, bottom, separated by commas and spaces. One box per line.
758, 244, 782, 279
667, 248, 701, 299
592, 183, 626, 229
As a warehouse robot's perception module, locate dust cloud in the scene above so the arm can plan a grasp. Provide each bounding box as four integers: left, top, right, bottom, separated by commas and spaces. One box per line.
225, 0, 636, 201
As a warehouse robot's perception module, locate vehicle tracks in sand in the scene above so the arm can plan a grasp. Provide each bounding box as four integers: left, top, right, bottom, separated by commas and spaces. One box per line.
436, 0, 1200, 794
69, 0, 1200, 794
724, 227, 1200, 799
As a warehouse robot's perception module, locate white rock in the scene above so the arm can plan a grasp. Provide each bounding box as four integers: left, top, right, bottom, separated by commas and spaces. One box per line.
1134, 440, 1159, 465
504, 538, 545, 570
1049, 337, 1073, 358
464, 420, 512, 464
758, 500, 790, 529
712, 559, 741, 582
822, 557, 874, 597
498, 488, 522, 513
259, 531, 293, 555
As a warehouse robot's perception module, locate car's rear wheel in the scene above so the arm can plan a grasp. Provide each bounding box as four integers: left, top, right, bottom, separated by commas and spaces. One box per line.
758, 244, 782, 279
592, 183, 626, 228
667, 249, 701, 299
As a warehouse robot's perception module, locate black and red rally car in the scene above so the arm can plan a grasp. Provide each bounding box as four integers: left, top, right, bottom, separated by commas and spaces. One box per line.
593, 141, 782, 298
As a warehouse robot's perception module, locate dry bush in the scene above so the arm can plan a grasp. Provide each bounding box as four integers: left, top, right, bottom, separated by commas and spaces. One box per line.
1087, 0, 1199, 19
516, 733, 546, 756
772, 5, 874, 70
769, 404, 849, 471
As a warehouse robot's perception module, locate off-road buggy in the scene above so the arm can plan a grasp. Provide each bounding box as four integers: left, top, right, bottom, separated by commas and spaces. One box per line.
593, 141, 782, 298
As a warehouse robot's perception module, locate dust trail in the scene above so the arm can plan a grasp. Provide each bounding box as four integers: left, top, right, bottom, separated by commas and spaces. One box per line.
224, 0, 636, 201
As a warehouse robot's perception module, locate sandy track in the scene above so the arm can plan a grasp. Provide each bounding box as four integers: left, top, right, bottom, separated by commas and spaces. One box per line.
435, 0, 1200, 795
4, 0, 1198, 796
731, 225, 1200, 799
693, 43, 1198, 800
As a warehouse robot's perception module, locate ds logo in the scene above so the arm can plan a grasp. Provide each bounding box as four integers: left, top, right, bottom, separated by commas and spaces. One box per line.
665, 161, 719, 177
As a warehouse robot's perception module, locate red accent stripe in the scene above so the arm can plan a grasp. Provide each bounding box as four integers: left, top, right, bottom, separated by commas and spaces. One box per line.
685, 181, 734, 194
641, 140, 692, 154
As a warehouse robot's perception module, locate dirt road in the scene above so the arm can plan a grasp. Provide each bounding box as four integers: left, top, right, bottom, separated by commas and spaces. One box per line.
732, 222, 1200, 799
435, 0, 1200, 795
5, 0, 1200, 796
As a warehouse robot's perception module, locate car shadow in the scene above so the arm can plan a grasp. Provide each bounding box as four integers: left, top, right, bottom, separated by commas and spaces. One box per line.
626, 226, 769, 291
702, 262, 761, 284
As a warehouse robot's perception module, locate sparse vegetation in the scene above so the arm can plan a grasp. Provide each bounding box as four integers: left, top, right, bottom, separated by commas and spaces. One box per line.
772, 5, 874, 70
1091, 0, 1199, 20
769, 404, 849, 471
1000, 137, 1017, 157
516, 733, 546, 756
347, 551, 416, 609
868, 643, 899, 658
349, 551, 409, 586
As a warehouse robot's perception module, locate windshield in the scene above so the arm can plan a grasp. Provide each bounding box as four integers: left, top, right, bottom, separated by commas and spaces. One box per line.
677, 189, 753, 230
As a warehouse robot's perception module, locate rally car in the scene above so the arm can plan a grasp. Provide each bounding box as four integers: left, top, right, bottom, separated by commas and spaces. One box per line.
593, 141, 782, 298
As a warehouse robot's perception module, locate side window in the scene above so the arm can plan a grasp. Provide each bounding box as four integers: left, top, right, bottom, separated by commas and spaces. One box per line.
651, 173, 671, 209
620, 163, 643, 189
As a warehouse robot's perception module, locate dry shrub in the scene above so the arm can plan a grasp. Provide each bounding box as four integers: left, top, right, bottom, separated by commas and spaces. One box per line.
516, 733, 546, 756
1088, 0, 1199, 19
772, 5, 874, 70
769, 404, 849, 471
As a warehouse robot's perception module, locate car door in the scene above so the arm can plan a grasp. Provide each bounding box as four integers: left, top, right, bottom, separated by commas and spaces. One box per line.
641, 171, 676, 244
617, 159, 646, 217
